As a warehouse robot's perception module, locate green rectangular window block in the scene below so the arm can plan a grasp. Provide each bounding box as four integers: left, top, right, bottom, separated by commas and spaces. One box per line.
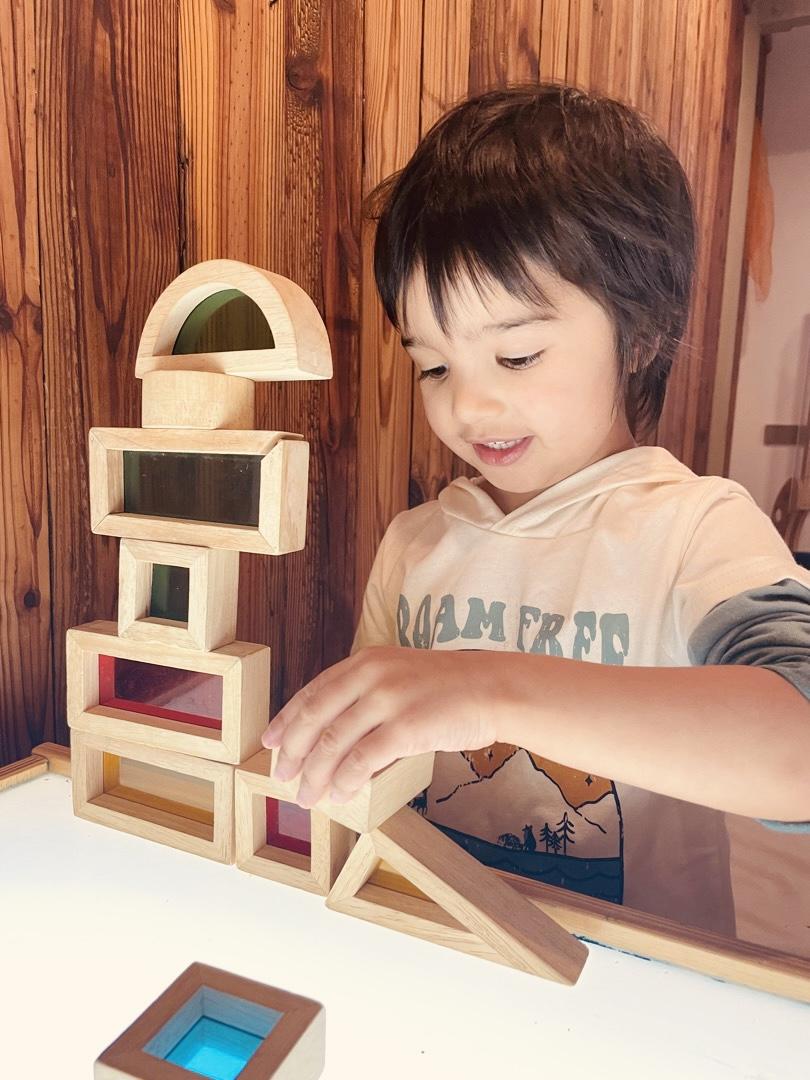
149, 564, 190, 623
123, 451, 262, 527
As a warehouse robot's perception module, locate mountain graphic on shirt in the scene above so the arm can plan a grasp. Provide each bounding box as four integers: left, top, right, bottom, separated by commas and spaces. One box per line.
418, 742, 624, 903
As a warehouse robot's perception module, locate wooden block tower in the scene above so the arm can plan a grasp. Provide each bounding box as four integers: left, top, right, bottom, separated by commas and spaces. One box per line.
67, 259, 336, 868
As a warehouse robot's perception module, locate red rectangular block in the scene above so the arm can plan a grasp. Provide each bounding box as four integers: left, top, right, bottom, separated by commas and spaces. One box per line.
98, 655, 223, 731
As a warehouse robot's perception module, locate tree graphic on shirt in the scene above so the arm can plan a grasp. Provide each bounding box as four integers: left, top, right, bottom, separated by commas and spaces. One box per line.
556, 812, 576, 855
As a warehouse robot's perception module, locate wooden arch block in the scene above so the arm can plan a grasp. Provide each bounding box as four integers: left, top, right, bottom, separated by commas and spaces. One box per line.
134, 258, 332, 383
326, 806, 589, 985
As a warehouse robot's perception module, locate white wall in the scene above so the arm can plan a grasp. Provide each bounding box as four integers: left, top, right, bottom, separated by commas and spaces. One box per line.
727, 23, 810, 551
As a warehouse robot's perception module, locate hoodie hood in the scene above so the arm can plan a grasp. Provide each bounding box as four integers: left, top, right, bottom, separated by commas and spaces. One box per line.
436, 446, 700, 538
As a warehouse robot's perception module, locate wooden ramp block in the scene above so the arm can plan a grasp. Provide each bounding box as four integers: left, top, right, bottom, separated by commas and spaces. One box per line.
235, 750, 354, 896
72, 730, 235, 864
94, 962, 324, 1079
327, 807, 588, 985
89, 427, 309, 556
269, 750, 435, 833
67, 621, 270, 765
118, 539, 239, 652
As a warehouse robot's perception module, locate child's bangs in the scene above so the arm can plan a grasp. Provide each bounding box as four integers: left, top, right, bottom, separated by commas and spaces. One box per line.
387, 199, 565, 336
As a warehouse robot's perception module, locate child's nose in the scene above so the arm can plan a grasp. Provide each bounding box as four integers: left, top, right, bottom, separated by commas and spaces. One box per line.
451, 380, 504, 426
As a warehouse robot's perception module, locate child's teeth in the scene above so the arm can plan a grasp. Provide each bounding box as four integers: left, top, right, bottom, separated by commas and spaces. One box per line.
485, 439, 521, 449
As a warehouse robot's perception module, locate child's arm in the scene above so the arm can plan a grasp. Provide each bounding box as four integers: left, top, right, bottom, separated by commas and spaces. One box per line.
262, 645, 810, 822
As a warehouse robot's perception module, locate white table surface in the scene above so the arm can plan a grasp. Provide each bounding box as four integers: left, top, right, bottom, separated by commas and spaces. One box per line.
1, 773, 808, 1080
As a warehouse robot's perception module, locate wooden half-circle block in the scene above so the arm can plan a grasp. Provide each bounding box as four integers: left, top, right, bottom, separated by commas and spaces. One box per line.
135, 259, 332, 382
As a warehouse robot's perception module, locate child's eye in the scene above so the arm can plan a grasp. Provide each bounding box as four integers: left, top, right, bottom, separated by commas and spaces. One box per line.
499, 351, 544, 369
417, 365, 448, 382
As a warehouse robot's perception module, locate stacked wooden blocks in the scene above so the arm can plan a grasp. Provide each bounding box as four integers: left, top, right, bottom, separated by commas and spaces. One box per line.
68, 260, 333, 870
65, 258, 587, 987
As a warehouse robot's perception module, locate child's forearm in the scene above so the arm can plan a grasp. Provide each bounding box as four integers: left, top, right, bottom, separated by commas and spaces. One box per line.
494, 654, 810, 822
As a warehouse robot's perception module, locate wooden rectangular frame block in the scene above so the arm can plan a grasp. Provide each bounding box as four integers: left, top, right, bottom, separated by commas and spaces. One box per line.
67, 620, 270, 764
326, 806, 588, 985
269, 749, 436, 833
118, 538, 239, 651
94, 961, 324, 1079
72, 730, 235, 863
89, 427, 309, 555
235, 750, 354, 896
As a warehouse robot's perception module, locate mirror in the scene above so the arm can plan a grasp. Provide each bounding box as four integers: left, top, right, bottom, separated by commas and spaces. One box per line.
172, 288, 275, 354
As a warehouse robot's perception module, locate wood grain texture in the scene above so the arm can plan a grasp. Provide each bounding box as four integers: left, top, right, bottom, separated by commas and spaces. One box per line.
355, 0, 423, 610
36, 0, 180, 755
374, 806, 588, 983
0, 0, 54, 762
660, 0, 745, 471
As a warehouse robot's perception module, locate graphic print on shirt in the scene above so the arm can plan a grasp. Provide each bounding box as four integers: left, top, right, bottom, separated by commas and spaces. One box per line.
398, 591, 628, 905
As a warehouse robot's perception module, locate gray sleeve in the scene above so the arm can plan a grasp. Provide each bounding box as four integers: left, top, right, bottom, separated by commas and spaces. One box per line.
687, 577, 810, 833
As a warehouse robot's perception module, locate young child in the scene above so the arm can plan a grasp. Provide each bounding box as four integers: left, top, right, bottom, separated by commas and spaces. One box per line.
263, 84, 810, 935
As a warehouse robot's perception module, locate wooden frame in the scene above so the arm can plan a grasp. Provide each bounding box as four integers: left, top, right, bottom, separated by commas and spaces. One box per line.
118, 539, 239, 652
270, 749, 436, 833
327, 807, 588, 985
72, 730, 235, 864
141, 369, 255, 429
67, 621, 270, 765
94, 961, 324, 1079
89, 427, 310, 556
235, 750, 354, 896
0, 742, 71, 792
134, 258, 333, 383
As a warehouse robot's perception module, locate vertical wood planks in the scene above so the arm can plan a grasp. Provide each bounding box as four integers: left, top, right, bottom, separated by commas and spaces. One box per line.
661, 0, 745, 470
408, 0, 475, 507
356, 0, 424, 611
36, 2, 179, 749
179, 0, 362, 711
0, 0, 53, 760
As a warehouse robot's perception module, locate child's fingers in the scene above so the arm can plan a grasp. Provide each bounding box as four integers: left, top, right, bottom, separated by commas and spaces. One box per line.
271, 664, 369, 782
328, 721, 416, 802
293, 700, 385, 808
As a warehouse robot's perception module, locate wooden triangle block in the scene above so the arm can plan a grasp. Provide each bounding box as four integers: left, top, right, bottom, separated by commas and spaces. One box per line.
327, 806, 588, 985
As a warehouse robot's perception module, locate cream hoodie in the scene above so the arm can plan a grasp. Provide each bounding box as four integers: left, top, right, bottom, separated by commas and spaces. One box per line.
351, 446, 810, 935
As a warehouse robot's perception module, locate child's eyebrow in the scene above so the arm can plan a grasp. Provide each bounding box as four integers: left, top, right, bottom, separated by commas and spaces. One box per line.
401, 313, 557, 350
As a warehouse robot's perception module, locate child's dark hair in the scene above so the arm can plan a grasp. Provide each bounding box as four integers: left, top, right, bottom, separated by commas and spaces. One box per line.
367, 83, 697, 438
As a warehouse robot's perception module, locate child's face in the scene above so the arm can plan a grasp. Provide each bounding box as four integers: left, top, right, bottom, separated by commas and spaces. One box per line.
399, 263, 636, 514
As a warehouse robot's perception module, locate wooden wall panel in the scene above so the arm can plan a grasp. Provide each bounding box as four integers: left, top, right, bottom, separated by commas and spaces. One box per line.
36, 1, 180, 750
408, 0, 475, 508
662, 0, 745, 470
356, 0, 423, 611
179, 0, 363, 705
0, 0, 53, 761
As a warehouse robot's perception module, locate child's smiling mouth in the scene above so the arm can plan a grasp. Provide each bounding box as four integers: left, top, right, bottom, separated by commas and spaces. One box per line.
471, 435, 533, 465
